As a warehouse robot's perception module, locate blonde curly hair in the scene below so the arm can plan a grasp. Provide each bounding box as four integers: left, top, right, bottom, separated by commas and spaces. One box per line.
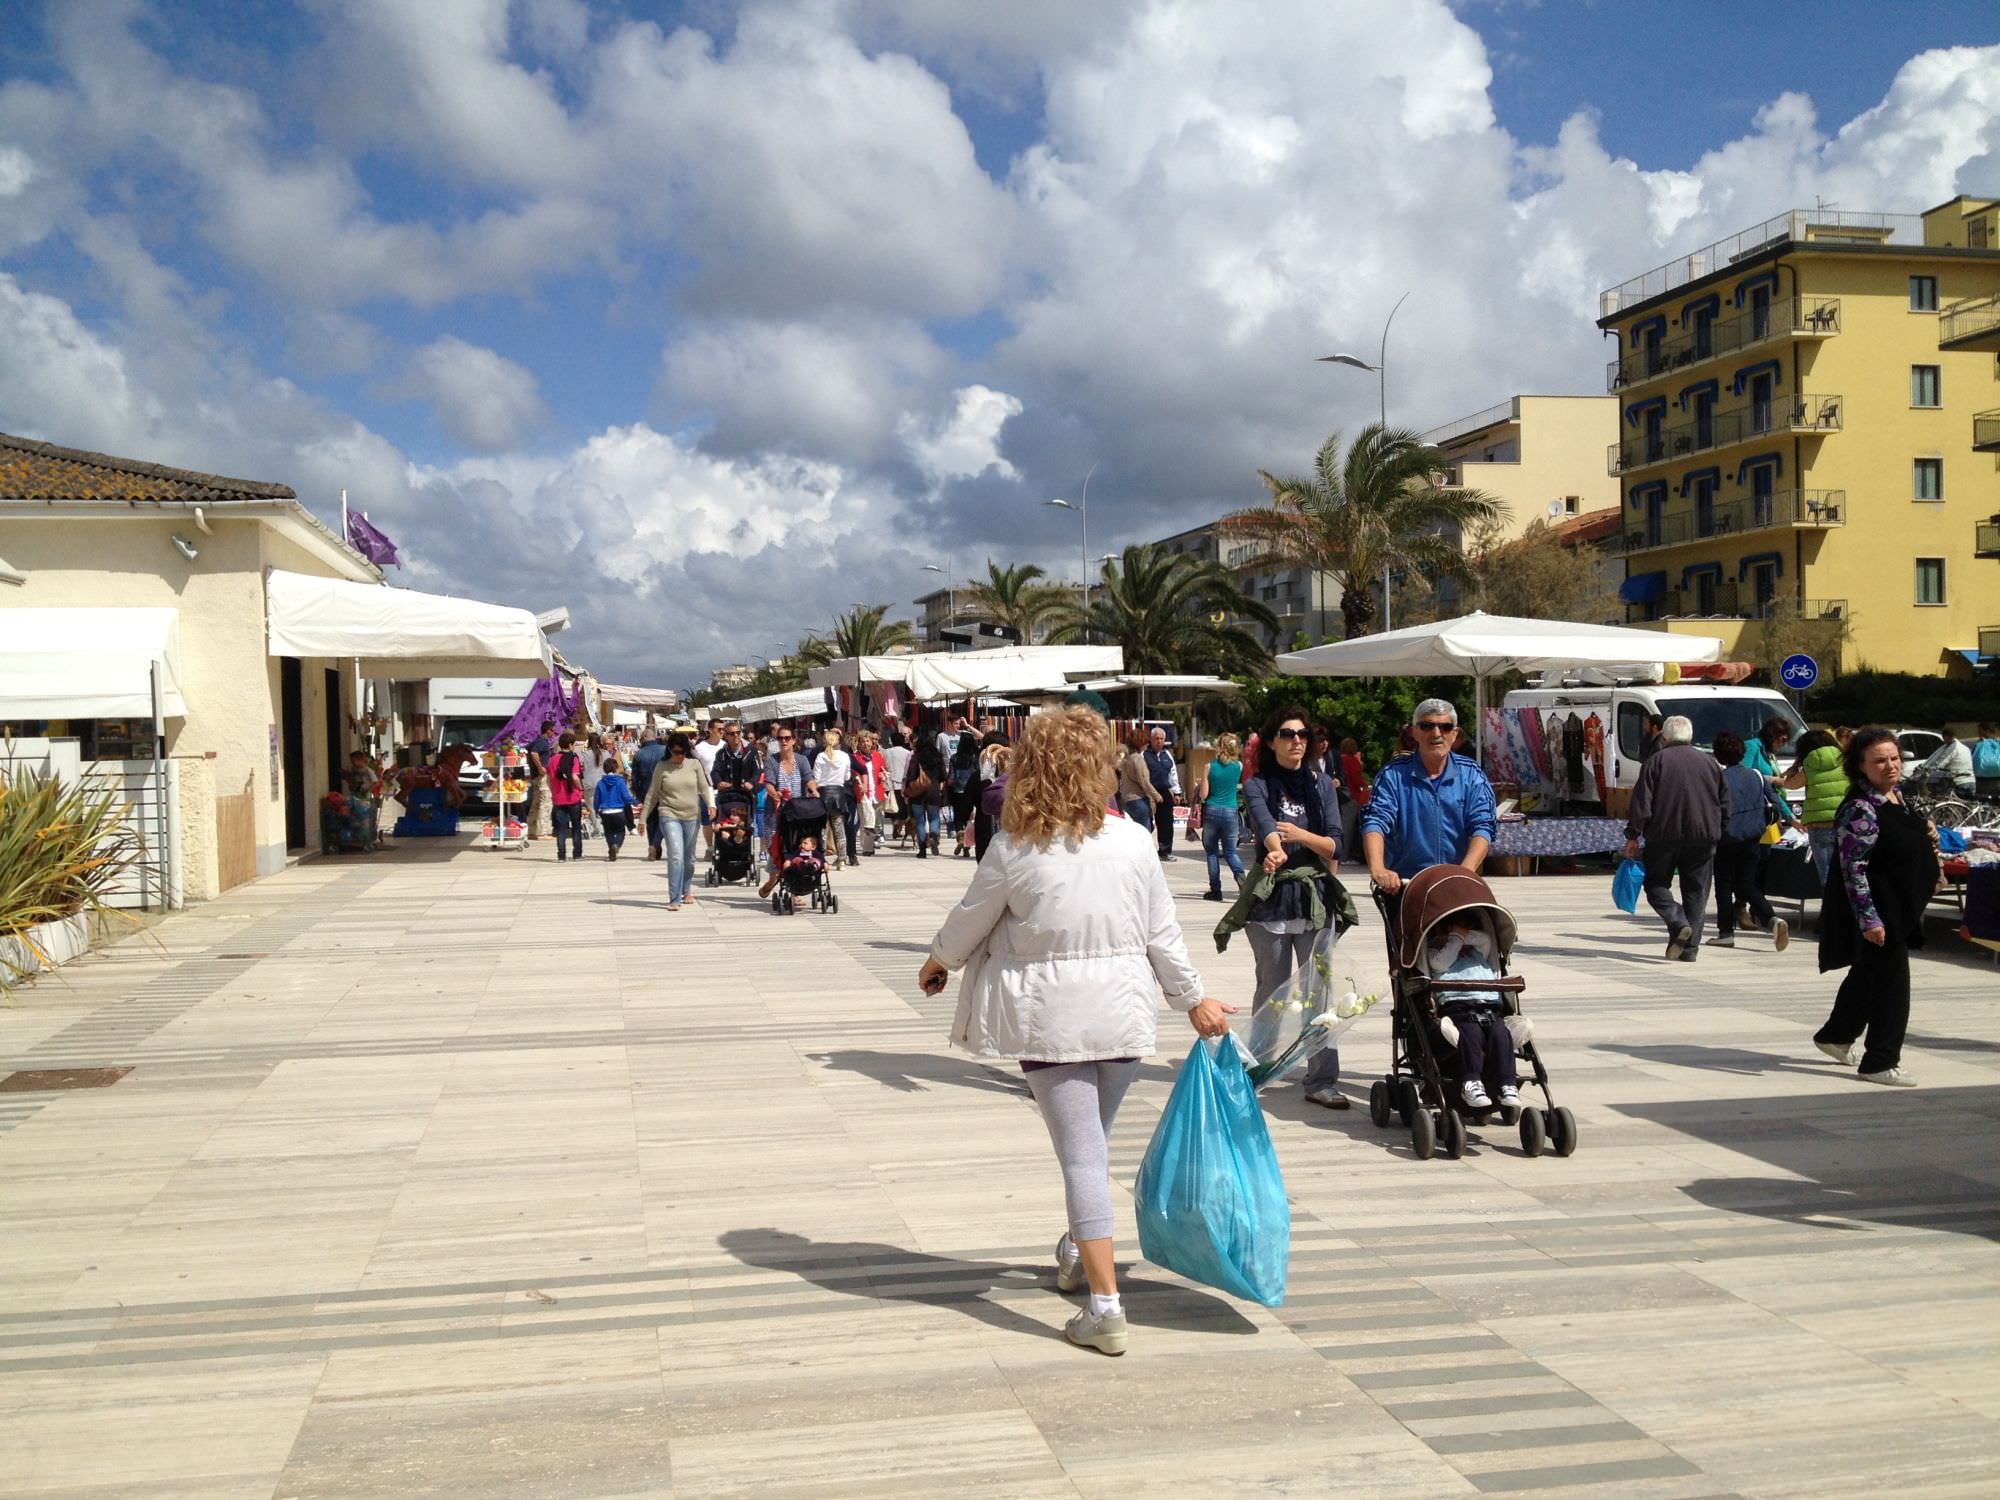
1001, 707, 1115, 849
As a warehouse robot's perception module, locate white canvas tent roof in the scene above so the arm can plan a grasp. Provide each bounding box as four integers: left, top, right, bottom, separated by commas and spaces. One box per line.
1276, 611, 1722, 679
0, 607, 187, 718
1076, 675, 1243, 694
809, 645, 1123, 699
265, 569, 550, 677
713, 687, 831, 722
597, 683, 681, 711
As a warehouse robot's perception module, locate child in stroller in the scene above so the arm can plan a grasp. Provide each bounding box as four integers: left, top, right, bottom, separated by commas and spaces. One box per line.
708, 791, 757, 886
1368, 865, 1575, 1160
771, 796, 838, 915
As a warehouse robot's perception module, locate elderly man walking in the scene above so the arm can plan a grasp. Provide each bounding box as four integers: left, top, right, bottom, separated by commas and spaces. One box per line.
1143, 726, 1181, 860
1621, 714, 1728, 961
1359, 698, 1497, 895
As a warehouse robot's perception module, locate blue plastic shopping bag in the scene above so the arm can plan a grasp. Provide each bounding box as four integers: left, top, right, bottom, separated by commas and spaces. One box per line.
1134, 1037, 1290, 1306
1612, 856, 1644, 914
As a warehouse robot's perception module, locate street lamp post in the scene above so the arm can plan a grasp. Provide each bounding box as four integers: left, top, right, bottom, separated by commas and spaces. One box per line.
922, 563, 953, 651
1318, 289, 1411, 633
1044, 463, 1096, 618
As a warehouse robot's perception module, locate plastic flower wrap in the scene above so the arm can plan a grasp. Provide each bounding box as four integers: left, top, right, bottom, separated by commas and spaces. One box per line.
1233, 924, 1384, 1088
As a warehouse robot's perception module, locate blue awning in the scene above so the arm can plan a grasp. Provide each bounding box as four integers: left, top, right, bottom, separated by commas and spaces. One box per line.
1732, 358, 1783, 396
1735, 451, 1783, 482
1733, 269, 1780, 306
1738, 550, 1784, 580
1681, 562, 1724, 587
1619, 571, 1667, 604
1623, 394, 1667, 426
1957, 649, 1987, 667
1679, 294, 1720, 326
1677, 378, 1719, 410
1679, 465, 1722, 497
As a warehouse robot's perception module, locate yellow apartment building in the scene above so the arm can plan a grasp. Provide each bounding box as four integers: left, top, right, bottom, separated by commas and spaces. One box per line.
1598, 199, 2000, 674
1424, 394, 1620, 539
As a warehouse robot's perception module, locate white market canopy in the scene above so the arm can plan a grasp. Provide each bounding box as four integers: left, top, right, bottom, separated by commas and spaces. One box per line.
810, 645, 1124, 700
597, 683, 681, 711
0, 607, 187, 719
265, 569, 551, 677
1076, 675, 1244, 695
1276, 612, 1723, 680
713, 686, 832, 722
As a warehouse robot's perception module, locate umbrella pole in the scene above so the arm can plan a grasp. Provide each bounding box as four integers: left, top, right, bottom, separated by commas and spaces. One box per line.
1475, 673, 1485, 767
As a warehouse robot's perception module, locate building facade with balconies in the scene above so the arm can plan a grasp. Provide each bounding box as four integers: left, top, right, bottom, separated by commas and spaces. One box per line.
1423, 394, 1620, 541
1146, 519, 1342, 651
1598, 199, 2000, 673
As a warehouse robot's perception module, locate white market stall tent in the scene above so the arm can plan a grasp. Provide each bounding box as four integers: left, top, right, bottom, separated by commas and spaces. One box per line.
0, 607, 187, 719
807, 645, 1124, 702
711, 686, 832, 723
265, 569, 551, 678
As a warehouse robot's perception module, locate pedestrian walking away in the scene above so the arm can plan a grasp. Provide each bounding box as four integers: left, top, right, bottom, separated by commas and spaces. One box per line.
1193, 732, 1247, 900
948, 724, 982, 859
1621, 715, 1726, 961
918, 707, 1234, 1356
813, 727, 859, 866
580, 731, 607, 839
1708, 730, 1795, 951
1813, 727, 1940, 1087
1116, 727, 1161, 834
629, 729, 669, 861
1240, 703, 1351, 1109
547, 732, 586, 861
906, 736, 946, 858
593, 753, 638, 860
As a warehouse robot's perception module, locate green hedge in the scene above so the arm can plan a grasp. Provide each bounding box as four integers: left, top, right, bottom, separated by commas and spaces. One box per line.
1231, 674, 1477, 767
1802, 670, 2000, 730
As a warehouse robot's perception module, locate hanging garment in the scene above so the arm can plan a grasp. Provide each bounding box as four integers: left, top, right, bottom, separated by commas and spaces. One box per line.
1561, 713, 1587, 802
1542, 711, 1566, 797
1583, 713, 1607, 802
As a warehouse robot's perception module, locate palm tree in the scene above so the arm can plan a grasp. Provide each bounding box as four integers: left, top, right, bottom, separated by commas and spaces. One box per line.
1048, 544, 1278, 676
1224, 423, 1505, 639
794, 604, 917, 667
963, 561, 1065, 642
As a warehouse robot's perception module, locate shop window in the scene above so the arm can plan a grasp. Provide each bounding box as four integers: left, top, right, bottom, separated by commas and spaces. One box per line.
1915, 557, 1946, 606
1911, 365, 1941, 408
1908, 276, 1938, 312
1914, 457, 1944, 501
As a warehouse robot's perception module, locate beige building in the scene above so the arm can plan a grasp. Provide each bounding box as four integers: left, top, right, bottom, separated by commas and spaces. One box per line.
1, 434, 380, 899
1424, 394, 1621, 539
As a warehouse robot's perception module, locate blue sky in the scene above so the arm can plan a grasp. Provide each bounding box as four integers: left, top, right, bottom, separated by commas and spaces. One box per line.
1, 1, 1995, 686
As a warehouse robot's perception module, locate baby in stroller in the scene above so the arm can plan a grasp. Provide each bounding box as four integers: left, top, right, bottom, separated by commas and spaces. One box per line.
1427, 914, 1519, 1112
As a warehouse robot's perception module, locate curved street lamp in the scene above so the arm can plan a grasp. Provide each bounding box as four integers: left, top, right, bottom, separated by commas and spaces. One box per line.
1318, 289, 1411, 632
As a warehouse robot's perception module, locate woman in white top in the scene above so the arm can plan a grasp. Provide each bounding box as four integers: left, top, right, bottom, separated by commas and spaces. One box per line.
580, 732, 607, 837
919, 707, 1233, 1356
812, 727, 857, 866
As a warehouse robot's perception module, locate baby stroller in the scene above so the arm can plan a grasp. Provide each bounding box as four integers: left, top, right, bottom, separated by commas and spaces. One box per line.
772, 795, 838, 916
1367, 865, 1575, 1161
707, 791, 758, 888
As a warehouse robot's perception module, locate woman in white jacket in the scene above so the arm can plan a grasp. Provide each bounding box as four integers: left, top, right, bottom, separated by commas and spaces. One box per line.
919, 707, 1233, 1356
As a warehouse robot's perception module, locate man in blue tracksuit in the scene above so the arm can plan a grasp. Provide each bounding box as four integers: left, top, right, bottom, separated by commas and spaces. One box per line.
1359, 698, 1498, 893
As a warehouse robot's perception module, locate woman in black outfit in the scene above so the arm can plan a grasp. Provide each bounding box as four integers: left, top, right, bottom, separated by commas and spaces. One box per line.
948, 727, 982, 859
909, 737, 947, 858
1813, 726, 1940, 1087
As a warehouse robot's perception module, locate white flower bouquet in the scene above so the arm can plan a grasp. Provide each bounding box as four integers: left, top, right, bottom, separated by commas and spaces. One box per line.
1234, 924, 1383, 1088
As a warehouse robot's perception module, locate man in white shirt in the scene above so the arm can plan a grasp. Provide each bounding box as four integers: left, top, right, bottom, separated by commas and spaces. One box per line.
1917, 730, 1975, 795
694, 720, 726, 852
881, 732, 914, 846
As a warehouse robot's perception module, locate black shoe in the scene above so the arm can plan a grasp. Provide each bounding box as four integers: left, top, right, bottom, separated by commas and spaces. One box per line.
1202, 890, 1225, 902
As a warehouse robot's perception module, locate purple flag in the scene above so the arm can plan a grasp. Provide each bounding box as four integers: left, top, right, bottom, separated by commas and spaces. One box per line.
346, 511, 401, 568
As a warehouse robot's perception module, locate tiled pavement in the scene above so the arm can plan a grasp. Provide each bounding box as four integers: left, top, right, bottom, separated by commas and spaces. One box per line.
1, 835, 1997, 1497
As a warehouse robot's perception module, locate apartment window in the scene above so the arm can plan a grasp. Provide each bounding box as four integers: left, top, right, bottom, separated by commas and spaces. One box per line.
1909, 276, 1938, 312
1914, 457, 1944, 501
1564, 495, 1581, 515
1915, 557, 1946, 606
1911, 365, 1941, 407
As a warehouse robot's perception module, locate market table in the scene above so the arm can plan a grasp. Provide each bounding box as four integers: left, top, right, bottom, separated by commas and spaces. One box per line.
1490, 816, 1627, 859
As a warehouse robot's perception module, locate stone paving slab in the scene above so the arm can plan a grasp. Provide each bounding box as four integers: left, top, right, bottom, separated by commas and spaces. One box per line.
2, 835, 1997, 1496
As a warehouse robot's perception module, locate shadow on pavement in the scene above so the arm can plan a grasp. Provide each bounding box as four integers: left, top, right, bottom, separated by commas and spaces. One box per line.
719, 1229, 1258, 1338
1593, 1042, 1830, 1078
803, 1049, 1033, 1096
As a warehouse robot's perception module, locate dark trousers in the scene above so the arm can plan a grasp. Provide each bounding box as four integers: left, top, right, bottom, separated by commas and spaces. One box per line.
551, 803, 583, 859
646, 810, 664, 852
1816, 930, 1910, 1074
600, 809, 629, 855
1450, 1010, 1518, 1091
1642, 840, 1715, 947
1154, 796, 1176, 856
1711, 838, 1772, 936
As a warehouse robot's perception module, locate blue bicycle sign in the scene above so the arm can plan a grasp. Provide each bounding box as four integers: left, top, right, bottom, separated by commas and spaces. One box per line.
1780, 653, 1819, 691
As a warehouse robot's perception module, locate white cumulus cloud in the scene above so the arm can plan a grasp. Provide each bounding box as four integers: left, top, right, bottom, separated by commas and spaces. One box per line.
388, 336, 549, 453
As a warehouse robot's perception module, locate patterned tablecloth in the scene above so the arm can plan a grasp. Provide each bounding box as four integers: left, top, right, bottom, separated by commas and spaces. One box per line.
1489, 817, 1628, 858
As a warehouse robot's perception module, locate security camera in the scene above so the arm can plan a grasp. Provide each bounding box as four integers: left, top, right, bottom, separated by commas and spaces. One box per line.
171, 532, 199, 561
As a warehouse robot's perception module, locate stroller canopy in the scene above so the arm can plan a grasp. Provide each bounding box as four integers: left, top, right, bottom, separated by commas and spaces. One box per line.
1395, 866, 1519, 972
779, 795, 827, 827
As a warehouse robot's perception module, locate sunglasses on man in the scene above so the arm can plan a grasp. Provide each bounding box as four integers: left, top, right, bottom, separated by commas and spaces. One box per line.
1416, 720, 1455, 734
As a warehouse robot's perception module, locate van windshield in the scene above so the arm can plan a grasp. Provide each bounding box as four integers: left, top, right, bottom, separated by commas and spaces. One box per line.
437, 718, 509, 752
1656, 697, 1804, 754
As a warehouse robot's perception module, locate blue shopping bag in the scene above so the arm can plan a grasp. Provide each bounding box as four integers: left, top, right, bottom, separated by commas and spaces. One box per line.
1612, 856, 1644, 914
1134, 1038, 1289, 1307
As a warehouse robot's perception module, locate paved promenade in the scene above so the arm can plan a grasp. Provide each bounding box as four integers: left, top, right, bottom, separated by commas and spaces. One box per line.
2, 835, 1997, 1498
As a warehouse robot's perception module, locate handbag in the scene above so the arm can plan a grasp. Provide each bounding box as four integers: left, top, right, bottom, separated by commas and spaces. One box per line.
905, 768, 935, 802
1183, 801, 1204, 843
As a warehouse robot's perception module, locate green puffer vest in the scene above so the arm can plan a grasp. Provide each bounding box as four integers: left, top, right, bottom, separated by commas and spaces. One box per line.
1799, 744, 1846, 826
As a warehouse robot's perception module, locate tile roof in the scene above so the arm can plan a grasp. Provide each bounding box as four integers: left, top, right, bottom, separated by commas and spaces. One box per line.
1552, 507, 1621, 547
0, 432, 296, 503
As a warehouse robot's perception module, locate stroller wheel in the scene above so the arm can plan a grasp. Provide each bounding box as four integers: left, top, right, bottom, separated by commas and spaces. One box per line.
771, 892, 783, 914
1409, 1107, 1436, 1161
1549, 1107, 1579, 1158
1368, 1079, 1392, 1129
1438, 1107, 1466, 1160
827, 893, 839, 913
1394, 1079, 1416, 1126
1518, 1107, 1547, 1157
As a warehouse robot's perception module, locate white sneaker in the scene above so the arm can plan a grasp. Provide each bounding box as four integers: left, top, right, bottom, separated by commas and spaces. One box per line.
1064, 1305, 1128, 1355
1814, 1039, 1859, 1066
1497, 1084, 1520, 1107
1857, 1066, 1918, 1088
1054, 1234, 1084, 1293
1461, 1080, 1492, 1109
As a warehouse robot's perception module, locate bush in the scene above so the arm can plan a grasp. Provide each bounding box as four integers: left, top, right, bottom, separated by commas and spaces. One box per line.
1233, 674, 1477, 767
0, 767, 141, 995
1803, 670, 2000, 731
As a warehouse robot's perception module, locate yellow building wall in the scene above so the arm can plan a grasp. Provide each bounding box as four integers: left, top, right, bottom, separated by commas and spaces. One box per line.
0, 515, 355, 880
1439, 396, 1621, 541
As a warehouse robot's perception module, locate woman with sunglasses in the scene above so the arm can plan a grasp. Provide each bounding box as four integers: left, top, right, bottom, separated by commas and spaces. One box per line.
1241, 704, 1349, 1109
640, 733, 716, 911
758, 728, 820, 898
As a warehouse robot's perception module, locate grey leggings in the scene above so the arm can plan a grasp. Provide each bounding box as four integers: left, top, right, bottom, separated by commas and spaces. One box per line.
1022, 1060, 1141, 1242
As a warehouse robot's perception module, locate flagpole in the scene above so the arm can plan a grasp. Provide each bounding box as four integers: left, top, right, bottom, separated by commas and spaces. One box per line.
340, 488, 349, 547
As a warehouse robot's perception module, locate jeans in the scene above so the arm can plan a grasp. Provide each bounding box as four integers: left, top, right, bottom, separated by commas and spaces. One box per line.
1711, 838, 1772, 936
646, 810, 665, 854
600, 809, 629, 856
662, 817, 698, 903
1201, 805, 1246, 893
1816, 926, 1909, 1073
1246, 923, 1339, 1089
1641, 840, 1714, 950
912, 799, 941, 849
1124, 798, 1155, 831
550, 803, 583, 859
840, 793, 860, 862
1808, 826, 1836, 888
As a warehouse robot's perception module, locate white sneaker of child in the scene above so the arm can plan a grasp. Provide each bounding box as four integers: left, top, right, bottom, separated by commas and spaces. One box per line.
1498, 1083, 1520, 1107
1460, 1080, 1492, 1109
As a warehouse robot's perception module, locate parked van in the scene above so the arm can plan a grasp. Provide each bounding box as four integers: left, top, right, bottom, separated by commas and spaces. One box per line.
1501, 678, 1805, 793
430, 677, 536, 808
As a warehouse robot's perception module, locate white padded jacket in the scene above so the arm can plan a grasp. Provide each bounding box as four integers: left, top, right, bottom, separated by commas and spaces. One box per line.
931, 816, 1205, 1061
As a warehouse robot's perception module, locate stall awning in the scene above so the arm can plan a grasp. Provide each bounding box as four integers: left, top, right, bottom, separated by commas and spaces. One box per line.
596, 683, 681, 712
806, 645, 1124, 695
1619, 572, 1667, 604
714, 687, 833, 722
0, 607, 187, 719
265, 570, 550, 677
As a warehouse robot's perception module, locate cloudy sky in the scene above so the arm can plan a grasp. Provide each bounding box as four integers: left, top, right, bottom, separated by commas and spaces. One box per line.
3, 1, 1997, 689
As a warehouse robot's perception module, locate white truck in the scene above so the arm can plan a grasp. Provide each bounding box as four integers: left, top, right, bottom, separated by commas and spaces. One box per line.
430, 677, 537, 808
1501, 677, 1806, 793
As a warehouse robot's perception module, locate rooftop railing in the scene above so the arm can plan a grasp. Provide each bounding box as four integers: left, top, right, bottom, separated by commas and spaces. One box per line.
1609, 394, 1842, 476
1606, 297, 1839, 391
1940, 291, 2000, 348
1613, 489, 1845, 555
1600, 210, 1922, 317
1421, 398, 1518, 449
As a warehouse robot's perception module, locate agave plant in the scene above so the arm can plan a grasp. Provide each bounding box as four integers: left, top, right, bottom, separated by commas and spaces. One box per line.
0, 766, 142, 996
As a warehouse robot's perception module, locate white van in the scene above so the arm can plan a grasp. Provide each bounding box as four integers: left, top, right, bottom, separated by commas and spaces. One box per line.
1501, 679, 1805, 793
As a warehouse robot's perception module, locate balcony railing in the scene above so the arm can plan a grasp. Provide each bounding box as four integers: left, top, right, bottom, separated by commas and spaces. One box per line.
1606, 297, 1838, 391
1627, 593, 1847, 625
1600, 209, 1920, 316
1940, 292, 2000, 350
1613, 489, 1845, 555
1610, 394, 1842, 475
1977, 517, 2000, 560
1974, 409, 2000, 454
